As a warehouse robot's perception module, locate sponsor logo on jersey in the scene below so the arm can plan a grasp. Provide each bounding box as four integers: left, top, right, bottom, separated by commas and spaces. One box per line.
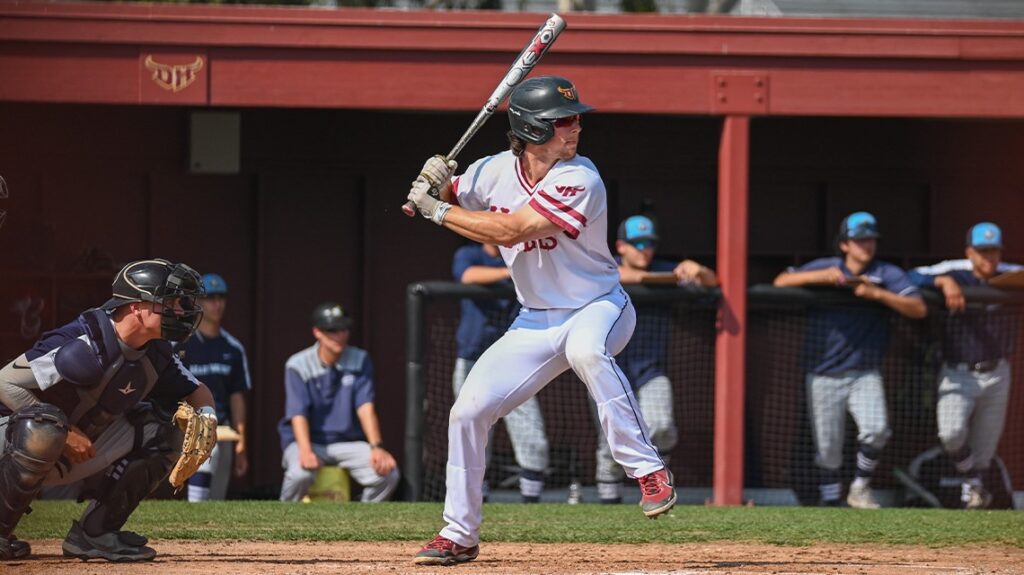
555, 185, 585, 197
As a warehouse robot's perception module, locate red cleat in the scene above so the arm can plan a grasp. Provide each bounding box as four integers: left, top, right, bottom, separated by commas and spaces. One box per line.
638, 468, 677, 518
413, 534, 480, 566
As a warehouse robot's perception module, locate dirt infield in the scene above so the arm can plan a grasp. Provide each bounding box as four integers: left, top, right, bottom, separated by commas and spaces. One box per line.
6, 540, 1023, 574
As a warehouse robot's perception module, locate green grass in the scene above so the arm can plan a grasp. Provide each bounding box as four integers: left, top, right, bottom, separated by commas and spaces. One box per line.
17, 501, 1024, 547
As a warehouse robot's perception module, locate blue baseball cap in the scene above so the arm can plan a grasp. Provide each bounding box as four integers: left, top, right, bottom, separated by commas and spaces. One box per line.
967, 222, 1002, 249
617, 215, 659, 249
840, 211, 880, 240
201, 273, 228, 296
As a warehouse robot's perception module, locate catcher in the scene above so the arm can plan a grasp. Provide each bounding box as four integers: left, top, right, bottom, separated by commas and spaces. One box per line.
0, 259, 218, 562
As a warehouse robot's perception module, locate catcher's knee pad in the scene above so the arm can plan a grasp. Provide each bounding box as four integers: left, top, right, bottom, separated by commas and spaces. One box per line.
79, 405, 178, 536
0, 403, 68, 536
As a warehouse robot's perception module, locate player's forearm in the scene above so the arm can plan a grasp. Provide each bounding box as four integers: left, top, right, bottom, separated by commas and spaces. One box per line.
356, 403, 384, 446
443, 206, 528, 245
878, 292, 928, 319
773, 270, 823, 287
230, 392, 247, 449
290, 415, 314, 452
461, 266, 510, 285
185, 383, 216, 412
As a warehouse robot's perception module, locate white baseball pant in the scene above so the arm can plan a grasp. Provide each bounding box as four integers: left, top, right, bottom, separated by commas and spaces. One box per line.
440, 287, 663, 547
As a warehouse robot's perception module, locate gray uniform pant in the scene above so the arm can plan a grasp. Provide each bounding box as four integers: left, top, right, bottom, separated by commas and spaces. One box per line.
595, 375, 677, 483
0, 413, 164, 487
279, 441, 399, 502
937, 360, 1011, 471
452, 357, 549, 473
806, 369, 891, 471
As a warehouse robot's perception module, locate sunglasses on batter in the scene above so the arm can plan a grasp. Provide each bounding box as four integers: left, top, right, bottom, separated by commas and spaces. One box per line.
549, 115, 581, 128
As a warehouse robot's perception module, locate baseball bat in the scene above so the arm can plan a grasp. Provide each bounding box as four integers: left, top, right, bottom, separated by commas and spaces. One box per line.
401, 13, 567, 217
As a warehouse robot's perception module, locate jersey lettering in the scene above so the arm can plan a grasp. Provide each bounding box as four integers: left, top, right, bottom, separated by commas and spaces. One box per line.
522, 236, 558, 252
555, 185, 585, 197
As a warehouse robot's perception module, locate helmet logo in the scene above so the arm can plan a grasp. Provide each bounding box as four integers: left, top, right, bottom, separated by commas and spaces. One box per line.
557, 85, 578, 101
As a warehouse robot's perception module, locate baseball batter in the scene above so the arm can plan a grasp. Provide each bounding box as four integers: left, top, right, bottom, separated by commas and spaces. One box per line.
773, 212, 926, 508
406, 76, 675, 566
909, 222, 1021, 509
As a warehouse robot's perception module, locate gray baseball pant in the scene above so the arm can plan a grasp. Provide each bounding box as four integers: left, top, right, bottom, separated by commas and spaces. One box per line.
279, 441, 399, 502
806, 369, 891, 471
937, 360, 1011, 471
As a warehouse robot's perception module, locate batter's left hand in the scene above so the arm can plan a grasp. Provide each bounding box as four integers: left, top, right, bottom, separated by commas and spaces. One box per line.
370, 446, 397, 477
407, 178, 442, 220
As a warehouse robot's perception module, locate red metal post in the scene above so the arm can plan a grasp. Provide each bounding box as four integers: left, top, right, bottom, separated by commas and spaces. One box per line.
714, 115, 749, 506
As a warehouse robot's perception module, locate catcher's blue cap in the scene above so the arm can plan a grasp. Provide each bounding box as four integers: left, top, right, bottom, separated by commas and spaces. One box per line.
841, 211, 880, 240
618, 215, 658, 250
968, 222, 1002, 249
201, 273, 228, 296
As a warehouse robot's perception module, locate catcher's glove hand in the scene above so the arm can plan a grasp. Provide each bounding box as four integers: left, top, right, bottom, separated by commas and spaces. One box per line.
168, 402, 218, 491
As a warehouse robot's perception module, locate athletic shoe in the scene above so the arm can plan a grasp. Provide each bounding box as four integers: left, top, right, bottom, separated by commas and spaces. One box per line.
846, 484, 881, 509
963, 484, 993, 510
62, 520, 156, 562
0, 535, 31, 560
638, 468, 676, 518
413, 534, 479, 566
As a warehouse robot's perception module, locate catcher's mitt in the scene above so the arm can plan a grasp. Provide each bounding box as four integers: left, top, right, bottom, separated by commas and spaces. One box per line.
168, 402, 218, 490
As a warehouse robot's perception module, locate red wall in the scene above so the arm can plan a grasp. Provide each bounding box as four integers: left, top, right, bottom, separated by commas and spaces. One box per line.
2, 102, 1023, 494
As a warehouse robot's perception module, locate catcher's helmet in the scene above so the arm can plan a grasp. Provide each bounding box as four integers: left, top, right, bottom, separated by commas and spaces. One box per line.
101, 259, 205, 343
508, 76, 593, 145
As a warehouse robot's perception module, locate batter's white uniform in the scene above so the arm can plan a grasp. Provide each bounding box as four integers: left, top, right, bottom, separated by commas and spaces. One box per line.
440, 150, 664, 547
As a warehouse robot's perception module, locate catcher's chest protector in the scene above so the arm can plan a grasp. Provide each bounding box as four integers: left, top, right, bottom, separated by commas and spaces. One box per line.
35, 310, 160, 439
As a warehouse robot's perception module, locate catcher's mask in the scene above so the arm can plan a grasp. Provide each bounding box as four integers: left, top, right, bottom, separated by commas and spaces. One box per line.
101, 259, 205, 343
508, 76, 593, 145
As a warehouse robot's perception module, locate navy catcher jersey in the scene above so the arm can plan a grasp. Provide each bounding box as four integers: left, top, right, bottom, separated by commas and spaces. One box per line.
181, 329, 251, 423
615, 257, 677, 389
793, 257, 921, 375
21, 308, 200, 438
453, 245, 519, 361
278, 344, 375, 450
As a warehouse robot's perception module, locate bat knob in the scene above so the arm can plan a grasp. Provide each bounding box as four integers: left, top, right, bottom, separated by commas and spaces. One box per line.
401, 201, 417, 217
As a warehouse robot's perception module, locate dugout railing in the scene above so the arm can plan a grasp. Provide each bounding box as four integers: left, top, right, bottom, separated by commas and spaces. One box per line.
404, 282, 1024, 507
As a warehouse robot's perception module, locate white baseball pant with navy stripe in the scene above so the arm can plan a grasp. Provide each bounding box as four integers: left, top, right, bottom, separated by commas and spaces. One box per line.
440, 287, 663, 547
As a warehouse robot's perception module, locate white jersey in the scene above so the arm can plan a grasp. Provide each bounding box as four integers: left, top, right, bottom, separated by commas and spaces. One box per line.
453, 150, 619, 310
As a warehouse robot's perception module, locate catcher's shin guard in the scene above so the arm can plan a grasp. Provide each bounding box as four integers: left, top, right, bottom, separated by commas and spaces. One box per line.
79, 405, 179, 536
0, 404, 68, 538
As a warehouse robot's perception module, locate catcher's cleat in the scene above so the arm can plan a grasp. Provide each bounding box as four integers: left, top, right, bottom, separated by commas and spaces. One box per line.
62, 520, 156, 562
638, 468, 676, 518
413, 534, 479, 566
0, 535, 31, 560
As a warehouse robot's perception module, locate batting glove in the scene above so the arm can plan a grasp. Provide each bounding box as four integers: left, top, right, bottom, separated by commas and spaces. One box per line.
420, 155, 458, 188
407, 177, 452, 225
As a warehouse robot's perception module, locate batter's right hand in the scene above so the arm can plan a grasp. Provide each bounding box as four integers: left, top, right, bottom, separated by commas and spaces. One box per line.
64, 426, 96, 465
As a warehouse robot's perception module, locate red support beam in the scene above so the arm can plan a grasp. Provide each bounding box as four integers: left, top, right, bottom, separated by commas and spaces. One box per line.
714, 115, 750, 506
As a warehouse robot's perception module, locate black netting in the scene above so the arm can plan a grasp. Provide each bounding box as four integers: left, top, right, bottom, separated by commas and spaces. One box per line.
410, 283, 1024, 507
